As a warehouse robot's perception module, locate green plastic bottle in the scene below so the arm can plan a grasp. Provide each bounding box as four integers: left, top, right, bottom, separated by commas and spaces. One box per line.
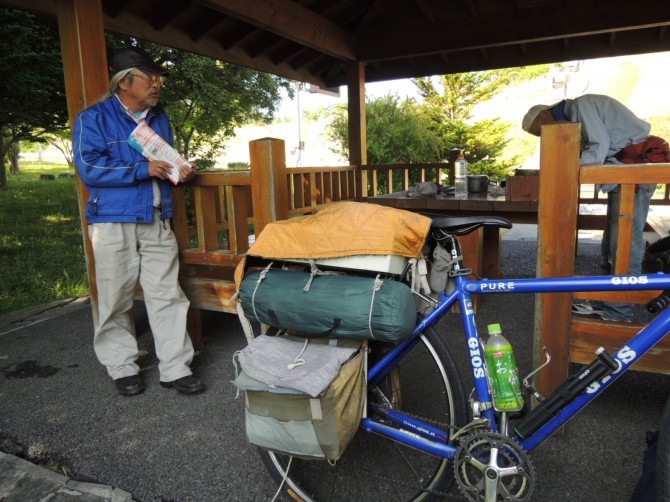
484, 323, 524, 411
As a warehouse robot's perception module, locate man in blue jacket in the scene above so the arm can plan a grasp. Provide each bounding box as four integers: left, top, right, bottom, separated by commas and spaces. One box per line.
74, 47, 204, 396
522, 94, 655, 322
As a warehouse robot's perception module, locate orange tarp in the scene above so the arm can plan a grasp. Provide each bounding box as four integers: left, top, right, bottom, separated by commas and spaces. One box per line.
234, 201, 432, 288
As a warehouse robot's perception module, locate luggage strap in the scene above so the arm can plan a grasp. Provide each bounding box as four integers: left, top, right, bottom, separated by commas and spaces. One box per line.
303, 259, 340, 292
251, 262, 274, 323
408, 257, 431, 295
268, 310, 343, 338
368, 275, 384, 340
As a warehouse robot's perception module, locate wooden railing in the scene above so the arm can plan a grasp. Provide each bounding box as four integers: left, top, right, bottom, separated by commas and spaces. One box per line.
172, 166, 359, 262
171, 165, 359, 265
579, 182, 670, 206
286, 165, 358, 216
173, 170, 252, 267
360, 154, 670, 235
534, 123, 670, 401
578, 182, 670, 233
361, 162, 449, 196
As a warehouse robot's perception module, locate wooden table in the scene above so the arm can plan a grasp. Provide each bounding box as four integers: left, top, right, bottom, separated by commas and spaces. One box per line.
367, 191, 539, 280
367, 190, 539, 222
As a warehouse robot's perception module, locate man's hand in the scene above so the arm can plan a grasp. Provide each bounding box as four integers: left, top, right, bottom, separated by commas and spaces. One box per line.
179, 164, 196, 183
147, 160, 175, 180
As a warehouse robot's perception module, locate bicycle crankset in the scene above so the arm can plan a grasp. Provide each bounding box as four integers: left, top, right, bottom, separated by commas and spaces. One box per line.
454, 431, 534, 502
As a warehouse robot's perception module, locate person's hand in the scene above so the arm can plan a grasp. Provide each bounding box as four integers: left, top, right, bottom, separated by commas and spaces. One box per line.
147, 160, 175, 181
179, 164, 196, 183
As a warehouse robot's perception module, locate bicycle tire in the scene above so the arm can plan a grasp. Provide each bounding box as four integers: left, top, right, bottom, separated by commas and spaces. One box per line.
259, 325, 469, 502
657, 395, 670, 501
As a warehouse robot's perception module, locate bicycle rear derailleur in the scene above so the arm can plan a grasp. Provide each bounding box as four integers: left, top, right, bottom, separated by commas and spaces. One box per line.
454, 431, 534, 502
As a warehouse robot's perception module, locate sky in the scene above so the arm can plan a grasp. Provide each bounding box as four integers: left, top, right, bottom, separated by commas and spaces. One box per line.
227, 50, 670, 168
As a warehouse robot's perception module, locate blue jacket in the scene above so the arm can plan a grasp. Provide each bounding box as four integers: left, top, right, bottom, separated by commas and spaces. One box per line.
73, 96, 175, 224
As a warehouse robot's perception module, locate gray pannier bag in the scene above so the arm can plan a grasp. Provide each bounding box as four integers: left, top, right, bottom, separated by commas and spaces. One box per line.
233, 335, 366, 461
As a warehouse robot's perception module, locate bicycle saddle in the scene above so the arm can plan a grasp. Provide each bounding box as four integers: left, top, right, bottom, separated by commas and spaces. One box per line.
421, 213, 513, 236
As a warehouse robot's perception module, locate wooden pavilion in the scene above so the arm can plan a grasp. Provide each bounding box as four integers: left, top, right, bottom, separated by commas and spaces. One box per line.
4, 0, 670, 396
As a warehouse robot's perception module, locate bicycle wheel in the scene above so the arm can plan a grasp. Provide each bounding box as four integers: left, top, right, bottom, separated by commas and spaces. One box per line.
657, 395, 670, 501
259, 325, 469, 501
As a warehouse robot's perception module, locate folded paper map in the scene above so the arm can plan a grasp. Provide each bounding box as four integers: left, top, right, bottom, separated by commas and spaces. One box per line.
128, 123, 192, 185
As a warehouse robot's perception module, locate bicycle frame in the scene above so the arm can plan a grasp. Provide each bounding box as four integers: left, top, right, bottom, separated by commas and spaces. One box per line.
361, 271, 670, 460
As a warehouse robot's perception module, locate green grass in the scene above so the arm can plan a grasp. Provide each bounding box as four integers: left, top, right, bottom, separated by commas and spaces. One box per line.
0, 162, 89, 316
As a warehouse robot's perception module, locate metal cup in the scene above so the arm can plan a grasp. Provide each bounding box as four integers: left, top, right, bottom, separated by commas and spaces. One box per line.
467, 174, 489, 193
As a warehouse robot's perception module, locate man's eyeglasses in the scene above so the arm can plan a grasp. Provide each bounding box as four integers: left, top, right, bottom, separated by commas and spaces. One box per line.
131, 72, 164, 86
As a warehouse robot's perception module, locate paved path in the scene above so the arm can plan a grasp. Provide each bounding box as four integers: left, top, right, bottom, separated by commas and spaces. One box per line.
1, 238, 668, 501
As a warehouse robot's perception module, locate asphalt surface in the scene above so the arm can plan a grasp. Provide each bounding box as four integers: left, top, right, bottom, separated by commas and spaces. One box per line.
1, 229, 669, 501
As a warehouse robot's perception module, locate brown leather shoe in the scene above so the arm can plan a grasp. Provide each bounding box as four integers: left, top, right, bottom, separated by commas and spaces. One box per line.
114, 375, 144, 396
160, 375, 204, 395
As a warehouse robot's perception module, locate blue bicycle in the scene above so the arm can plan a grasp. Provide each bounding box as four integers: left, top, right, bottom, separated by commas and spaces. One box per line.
259, 214, 670, 501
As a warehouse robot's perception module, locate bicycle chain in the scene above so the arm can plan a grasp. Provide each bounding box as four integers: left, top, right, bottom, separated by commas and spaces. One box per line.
361, 413, 476, 500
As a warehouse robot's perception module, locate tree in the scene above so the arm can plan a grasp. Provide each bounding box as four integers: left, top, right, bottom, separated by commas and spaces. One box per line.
414, 72, 511, 123
0, 7, 69, 189
133, 44, 293, 168
413, 68, 548, 180
45, 129, 74, 168
326, 95, 444, 164
325, 95, 446, 193
413, 67, 548, 123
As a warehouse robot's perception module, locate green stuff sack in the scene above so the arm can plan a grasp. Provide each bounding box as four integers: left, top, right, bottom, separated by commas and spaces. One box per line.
233, 337, 365, 461
239, 269, 417, 342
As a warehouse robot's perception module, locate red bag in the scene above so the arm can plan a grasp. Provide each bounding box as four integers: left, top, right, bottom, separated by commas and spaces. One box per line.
617, 135, 670, 164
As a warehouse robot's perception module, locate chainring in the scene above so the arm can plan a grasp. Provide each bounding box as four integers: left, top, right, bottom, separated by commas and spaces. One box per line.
454, 431, 534, 502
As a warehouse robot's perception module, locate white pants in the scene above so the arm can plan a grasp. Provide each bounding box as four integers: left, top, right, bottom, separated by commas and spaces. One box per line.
88, 212, 194, 381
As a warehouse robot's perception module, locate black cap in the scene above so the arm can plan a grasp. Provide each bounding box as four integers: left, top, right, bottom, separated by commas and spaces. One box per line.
111, 47, 169, 76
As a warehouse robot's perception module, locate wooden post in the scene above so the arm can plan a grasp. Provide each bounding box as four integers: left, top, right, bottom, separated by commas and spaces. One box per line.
56, 0, 108, 327
613, 184, 636, 274
171, 187, 189, 250
226, 185, 251, 255
533, 123, 581, 397
194, 187, 218, 252
457, 229, 483, 312
347, 62, 367, 200
249, 138, 289, 235
482, 227, 502, 279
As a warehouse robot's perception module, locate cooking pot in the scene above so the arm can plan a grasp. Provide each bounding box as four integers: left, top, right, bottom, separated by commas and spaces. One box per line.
467, 174, 489, 193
